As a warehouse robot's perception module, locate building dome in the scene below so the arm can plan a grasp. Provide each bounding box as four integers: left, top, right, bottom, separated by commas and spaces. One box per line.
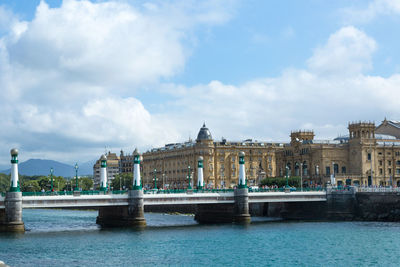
196, 123, 213, 141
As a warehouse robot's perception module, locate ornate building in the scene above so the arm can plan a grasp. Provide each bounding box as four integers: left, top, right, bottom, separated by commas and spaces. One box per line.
275, 120, 400, 187
93, 119, 400, 189
141, 123, 278, 189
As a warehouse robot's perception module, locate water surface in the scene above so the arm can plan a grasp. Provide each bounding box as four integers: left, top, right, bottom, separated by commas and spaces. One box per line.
1, 209, 400, 266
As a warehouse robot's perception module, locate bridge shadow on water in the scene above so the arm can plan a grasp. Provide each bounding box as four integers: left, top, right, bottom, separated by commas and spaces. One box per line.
7, 209, 285, 235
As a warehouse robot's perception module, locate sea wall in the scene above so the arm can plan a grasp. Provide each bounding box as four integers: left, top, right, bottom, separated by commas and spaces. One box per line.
355, 192, 400, 221
281, 190, 400, 222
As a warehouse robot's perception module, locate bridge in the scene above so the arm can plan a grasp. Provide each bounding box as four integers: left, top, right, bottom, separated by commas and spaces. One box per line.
0, 148, 326, 233
0, 190, 326, 208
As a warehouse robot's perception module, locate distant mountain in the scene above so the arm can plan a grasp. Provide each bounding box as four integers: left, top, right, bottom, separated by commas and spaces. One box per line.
0, 158, 95, 177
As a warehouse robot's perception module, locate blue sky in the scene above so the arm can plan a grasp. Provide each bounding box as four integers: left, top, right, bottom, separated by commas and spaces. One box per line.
0, 0, 400, 166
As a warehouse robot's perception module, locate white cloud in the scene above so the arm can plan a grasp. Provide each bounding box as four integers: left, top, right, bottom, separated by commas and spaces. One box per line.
342, 0, 400, 23
163, 26, 399, 142
307, 26, 376, 76
0, 0, 236, 165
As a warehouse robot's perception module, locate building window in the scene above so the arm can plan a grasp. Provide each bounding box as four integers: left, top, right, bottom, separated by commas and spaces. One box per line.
396, 160, 400, 166
379, 160, 383, 166
367, 153, 371, 161
326, 166, 331, 176
388, 161, 392, 166
341, 166, 346, 174
396, 152, 400, 156
389, 168, 392, 174
333, 164, 339, 174
396, 169, 400, 175
379, 168, 383, 175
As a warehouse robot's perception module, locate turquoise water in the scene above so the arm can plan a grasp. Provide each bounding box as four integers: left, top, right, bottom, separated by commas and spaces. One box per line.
1, 210, 400, 266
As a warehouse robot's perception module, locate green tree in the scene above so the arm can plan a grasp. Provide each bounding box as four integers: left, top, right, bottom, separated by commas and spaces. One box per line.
260, 177, 300, 188
0, 173, 10, 193
21, 180, 41, 192
53, 176, 66, 191
79, 177, 94, 191
38, 176, 51, 191
111, 173, 133, 190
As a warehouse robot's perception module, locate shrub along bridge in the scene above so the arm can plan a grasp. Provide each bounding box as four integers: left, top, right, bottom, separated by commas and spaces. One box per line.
0, 149, 326, 232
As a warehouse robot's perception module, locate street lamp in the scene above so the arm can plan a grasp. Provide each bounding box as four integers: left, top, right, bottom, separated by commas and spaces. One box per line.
296, 162, 303, 191
50, 167, 54, 192
74, 163, 79, 191
285, 164, 289, 188
162, 173, 165, 190
153, 168, 158, 190
187, 165, 192, 190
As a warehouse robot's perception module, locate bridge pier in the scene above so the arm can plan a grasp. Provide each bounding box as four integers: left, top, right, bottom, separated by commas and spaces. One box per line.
0, 192, 25, 233
233, 188, 251, 224
96, 190, 146, 228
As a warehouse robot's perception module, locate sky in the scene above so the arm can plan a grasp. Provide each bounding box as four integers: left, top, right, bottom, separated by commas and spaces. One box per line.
1, 0, 400, 167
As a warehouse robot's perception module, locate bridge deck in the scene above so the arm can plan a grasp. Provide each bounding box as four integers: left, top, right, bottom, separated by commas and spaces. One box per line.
0, 191, 327, 209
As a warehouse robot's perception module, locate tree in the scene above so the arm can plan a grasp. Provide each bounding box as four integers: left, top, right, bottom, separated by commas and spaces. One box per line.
111, 173, 133, 190
21, 180, 41, 192
79, 177, 94, 191
0, 173, 10, 193
53, 176, 66, 191
260, 177, 300, 188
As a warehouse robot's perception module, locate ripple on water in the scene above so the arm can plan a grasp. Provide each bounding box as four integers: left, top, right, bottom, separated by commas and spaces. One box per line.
1, 209, 400, 266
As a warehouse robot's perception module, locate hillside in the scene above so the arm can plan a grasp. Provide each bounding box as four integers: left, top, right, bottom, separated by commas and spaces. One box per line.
1, 158, 95, 177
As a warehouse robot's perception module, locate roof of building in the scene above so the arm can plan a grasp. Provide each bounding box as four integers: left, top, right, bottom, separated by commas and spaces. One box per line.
386, 120, 400, 129
196, 123, 213, 141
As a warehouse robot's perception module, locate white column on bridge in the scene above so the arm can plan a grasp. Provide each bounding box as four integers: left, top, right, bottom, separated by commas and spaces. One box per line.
238, 151, 247, 188
10, 148, 20, 192
100, 154, 107, 191
197, 156, 204, 189
133, 148, 142, 190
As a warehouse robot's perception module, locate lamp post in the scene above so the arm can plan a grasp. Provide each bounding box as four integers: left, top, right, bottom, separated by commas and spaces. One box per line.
74, 163, 79, 191
153, 168, 157, 190
316, 165, 320, 185
50, 167, 54, 192
285, 164, 289, 188
296, 162, 303, 191
187, 165, 192, 189
162, 173, 165, 190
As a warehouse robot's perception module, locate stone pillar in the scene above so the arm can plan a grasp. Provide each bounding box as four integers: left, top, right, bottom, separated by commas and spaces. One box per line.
127, 190, 146, 226
234, 188, 251, 224
234, 151, 250, 223
100, 154, 107, 192
0, 149, 25, 232
0, 192, 25, 232
197, 156, 204, 189
129, 149, 146, 226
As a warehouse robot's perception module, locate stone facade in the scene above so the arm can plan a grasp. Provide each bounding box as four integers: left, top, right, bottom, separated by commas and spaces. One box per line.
141, 124, 278, 189
275, 121, 400, 187
93, 119, 400, 189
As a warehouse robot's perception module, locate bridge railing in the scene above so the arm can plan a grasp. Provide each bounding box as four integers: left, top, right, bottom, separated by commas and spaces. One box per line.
249, 187, 325, 193
355, 187, 400, 193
